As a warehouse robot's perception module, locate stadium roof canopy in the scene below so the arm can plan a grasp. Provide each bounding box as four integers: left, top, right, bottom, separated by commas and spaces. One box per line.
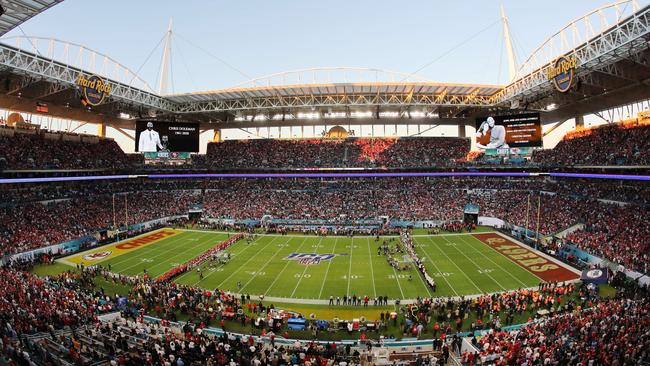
167, 82, 503, 104
0, 1, 647, 131
0, 0, 64, 36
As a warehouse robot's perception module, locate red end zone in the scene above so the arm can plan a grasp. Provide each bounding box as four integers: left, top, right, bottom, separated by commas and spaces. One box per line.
473, 233, 579, 282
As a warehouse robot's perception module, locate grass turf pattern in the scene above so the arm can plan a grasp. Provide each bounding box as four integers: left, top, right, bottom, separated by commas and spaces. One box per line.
86, 230, 544, 300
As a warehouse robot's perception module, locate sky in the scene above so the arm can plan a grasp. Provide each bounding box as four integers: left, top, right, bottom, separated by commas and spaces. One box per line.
2, 0, 647, 152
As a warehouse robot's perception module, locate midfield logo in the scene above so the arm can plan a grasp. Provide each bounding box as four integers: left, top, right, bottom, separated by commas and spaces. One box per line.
284, 252, 348, 266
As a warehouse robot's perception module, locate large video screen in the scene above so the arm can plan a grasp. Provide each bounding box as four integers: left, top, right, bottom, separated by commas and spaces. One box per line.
135, 120, 199, 153
475, 113, 542, 149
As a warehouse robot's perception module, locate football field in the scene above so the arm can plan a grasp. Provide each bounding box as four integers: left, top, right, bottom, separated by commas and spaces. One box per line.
61, 229, 579, 302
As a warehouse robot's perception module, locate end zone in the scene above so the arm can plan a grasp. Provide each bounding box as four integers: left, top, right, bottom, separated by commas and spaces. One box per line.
59, 228, 180, 267
473, 232, 580, 283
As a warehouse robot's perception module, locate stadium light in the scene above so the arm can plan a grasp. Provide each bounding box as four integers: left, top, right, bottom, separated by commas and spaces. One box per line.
546, 103, 558, 111
351, 111, 372, 118
324, 112, 346, 119
379, 111, 399, 118
297, 112, 320, 119
119, 112, 131, 119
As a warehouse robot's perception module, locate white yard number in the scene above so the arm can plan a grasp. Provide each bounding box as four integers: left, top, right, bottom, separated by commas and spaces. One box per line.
294, 273, 311, 278
343, 275, 360, 280
477, 269, 494, 274
388, 274, 409, 279
432, 272, 452, 277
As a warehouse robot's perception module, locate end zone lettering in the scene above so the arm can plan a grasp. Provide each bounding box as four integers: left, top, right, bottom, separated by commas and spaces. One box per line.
115, 230, 177, 250
473, 233, 579, 282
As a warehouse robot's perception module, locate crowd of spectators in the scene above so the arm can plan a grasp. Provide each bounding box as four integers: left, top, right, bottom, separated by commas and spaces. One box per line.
1, 122, 650, 171
533, 123, 650, 166
0, 129, 142, 170
467, 297, 650, 365
0, 190, 199, 256
195, 137, 470, 169
1, 176, 649, 274
2, 261, 648, 365
1, 265, 382, 365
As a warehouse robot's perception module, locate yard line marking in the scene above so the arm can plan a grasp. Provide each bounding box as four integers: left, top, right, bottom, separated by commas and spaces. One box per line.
214, 235, 280, 289
439, 235, 507, 291
415, 237, 459, 297
389, 261, 406, 299
134, 233, 219, 273
103, 232, 195, 268
180, 234, 254, 284
346, 237, 354, 297
424, 236, 483, 293
290, 237, 324, 298
318, 237, 339, 299
263, 236, 311, 296
106, 233, 210, 273
114, 233, 213, 275
407, 246, 434, 298
457, 235, 530, 288
366, 237, 377, 298
238, 236, 287, 292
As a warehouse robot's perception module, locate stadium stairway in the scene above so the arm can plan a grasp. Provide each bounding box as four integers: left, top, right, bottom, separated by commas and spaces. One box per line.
553, 223, 586, 239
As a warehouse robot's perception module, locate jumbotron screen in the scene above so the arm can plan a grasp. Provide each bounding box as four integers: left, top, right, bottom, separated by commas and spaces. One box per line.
135, 120, 200, 153
475, 113, 542, 148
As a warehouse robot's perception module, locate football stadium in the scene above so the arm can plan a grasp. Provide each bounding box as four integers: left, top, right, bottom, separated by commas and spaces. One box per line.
0, 0, 649, 365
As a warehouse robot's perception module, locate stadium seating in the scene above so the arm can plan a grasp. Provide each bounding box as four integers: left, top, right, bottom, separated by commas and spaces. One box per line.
1, 263, 647, 365
533, 123, 650, 166
0, 127, 142, 170
1, 178, 648, 274
0, 190, 199, 256
194, 137, 470, 169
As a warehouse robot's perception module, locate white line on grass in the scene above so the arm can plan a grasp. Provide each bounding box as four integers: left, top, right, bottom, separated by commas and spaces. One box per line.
106, 233, 202, 269
263, 236, 311, 296
317, 237, 339, 299
290, 237, 324, 298
237, 236, 286, 291
214, 235, 281, 289
178, 234, 254, 284
188, 240, 254, 285
424, 236, 484, 293
389, 261, 406, 299
415, 237, 459, 297
456, 235, 531, 288
115, 233, 213, 274
346, 237, 354, 297
439, 235, 508, 291
366, 237, 377, 298
407, 248, 434, 298
102, 232, 206, 268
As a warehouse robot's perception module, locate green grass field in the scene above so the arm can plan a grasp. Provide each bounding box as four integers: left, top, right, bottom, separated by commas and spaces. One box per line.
97, 231, 231, 278
69, 229, 545, 301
